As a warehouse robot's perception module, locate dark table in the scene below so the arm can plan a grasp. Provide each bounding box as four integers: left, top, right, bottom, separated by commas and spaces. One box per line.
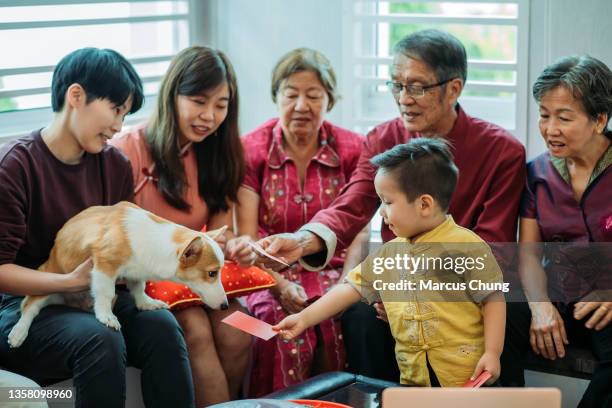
266, 372, 399, 408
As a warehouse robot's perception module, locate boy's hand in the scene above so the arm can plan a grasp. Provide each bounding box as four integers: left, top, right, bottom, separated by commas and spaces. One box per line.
272, 313, 307, 340
470, 351, 500, 384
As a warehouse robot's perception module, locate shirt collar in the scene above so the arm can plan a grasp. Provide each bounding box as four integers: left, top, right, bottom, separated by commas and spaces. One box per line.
412, 215, 456, 243
443, 104, 468, 153
180, 141, 192, 158
590, 142, 612, 182
267, 120, 341, 169
402, 104, 467, 155
550, 142, 612, 186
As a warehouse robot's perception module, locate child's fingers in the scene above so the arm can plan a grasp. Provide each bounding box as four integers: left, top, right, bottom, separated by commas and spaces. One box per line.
470, 361, 484, 380
271, 325, 293, 340
271, 321, 287, 331
484, 368, 500, 385
273, 317, 297, 331
275, 328, 296, 340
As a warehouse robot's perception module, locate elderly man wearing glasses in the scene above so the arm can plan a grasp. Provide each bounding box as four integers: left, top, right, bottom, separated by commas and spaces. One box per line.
259, 29, 526, 382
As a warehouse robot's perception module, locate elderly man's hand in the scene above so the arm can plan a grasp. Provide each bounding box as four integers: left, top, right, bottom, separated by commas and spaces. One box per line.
256, 233, 305, 270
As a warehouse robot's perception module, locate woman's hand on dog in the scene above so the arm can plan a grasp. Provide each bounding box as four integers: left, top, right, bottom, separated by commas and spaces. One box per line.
226, 235, 257, 266
64, 258, 93, 292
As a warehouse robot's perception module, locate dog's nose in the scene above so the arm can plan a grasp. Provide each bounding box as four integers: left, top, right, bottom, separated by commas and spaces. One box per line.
220, 302, 229, 310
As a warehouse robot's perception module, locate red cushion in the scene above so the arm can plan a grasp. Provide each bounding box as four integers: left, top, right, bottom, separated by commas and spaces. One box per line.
145, 262, 276, 311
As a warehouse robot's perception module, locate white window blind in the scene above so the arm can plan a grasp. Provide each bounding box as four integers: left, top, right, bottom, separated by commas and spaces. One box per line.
0, 0, 192, 141
342, 0, 529, 139
340, 0, 530, 241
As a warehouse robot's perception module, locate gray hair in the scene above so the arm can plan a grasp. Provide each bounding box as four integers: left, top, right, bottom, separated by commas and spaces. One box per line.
533, 55, 612, 137
392, 29, 467, 84
271, 48, 338, 111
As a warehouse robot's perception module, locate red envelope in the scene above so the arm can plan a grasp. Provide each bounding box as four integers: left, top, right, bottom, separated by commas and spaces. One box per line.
462, 370, 492, 388
248, 241, 291, 267
222, 311, 277, 340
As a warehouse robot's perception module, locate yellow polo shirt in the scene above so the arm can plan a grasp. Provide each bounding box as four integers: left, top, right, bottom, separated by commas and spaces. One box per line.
346, 216, 504, 386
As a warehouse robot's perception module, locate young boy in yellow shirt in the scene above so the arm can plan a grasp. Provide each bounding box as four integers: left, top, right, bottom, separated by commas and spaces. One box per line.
274, 138, 506, 386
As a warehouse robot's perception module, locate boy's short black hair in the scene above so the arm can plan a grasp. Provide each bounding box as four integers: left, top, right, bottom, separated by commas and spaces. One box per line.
371, 138, 459, 211
51, 48, 144, 113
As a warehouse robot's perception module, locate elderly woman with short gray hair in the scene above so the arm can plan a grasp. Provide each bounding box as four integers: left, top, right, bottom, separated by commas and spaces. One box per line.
501, 55, 612, 407
237, 48, 365, 396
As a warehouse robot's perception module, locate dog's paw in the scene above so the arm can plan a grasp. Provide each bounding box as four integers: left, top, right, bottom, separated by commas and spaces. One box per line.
96, 313, 121, 330
136, 298, 169, 311
7, 323, 28, 348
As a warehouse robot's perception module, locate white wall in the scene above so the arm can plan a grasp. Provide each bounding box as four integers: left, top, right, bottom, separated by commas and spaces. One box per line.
194, 0, 345, 136
197, 0, 612, 158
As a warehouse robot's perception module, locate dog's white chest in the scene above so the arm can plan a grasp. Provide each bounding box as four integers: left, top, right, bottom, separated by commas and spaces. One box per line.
121, 208, 181, 279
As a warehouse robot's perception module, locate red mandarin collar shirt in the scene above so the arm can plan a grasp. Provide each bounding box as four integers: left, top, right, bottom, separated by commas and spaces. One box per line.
301, 105, 526, 269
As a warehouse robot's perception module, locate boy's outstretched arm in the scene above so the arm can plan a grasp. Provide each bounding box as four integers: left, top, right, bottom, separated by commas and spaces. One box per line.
471, 291, 506, 383
273, 283, 362, 340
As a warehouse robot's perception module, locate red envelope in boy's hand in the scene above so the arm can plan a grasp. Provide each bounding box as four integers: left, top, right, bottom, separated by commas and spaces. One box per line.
222, 311, 277, 340
462, 370, 492, 388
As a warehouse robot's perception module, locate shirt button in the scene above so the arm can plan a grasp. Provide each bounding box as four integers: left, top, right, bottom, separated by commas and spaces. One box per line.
422, 344, 430, 351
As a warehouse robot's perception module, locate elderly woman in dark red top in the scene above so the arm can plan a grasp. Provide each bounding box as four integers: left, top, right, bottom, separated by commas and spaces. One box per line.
501, 55, 612, 408
237, 48, 364, 396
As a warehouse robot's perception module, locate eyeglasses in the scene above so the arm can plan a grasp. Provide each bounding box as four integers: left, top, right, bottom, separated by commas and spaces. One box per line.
385, 78, 456, 99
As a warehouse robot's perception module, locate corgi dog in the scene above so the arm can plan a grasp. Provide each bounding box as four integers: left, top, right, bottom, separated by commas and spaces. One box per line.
8, 201, 228, 348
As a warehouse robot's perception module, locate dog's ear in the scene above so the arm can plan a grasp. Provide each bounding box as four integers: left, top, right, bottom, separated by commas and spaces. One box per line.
179, 236, 203, 268
206, 225, 228, 241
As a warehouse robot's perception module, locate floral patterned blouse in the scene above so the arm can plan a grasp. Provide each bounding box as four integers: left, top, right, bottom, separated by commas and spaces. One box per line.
242, 118, 364, 270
